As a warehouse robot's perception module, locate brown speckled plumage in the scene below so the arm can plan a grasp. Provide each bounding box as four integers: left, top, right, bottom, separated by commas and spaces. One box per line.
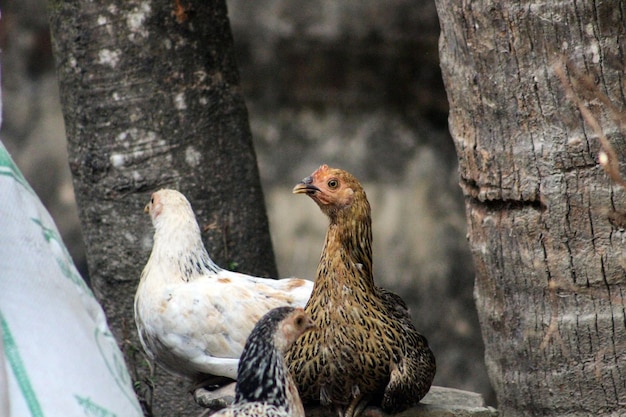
285, 165, 436, 417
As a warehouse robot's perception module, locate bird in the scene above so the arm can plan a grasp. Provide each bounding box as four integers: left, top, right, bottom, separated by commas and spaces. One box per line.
134, 189, 314, 390
285, 164, 436, 417
211, 306, 315, 417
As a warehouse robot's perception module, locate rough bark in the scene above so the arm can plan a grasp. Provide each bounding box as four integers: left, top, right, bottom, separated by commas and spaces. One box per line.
436, 1, 626, 416
47, 1, 277, 415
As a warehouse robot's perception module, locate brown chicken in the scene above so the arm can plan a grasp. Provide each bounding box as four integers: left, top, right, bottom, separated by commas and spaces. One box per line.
285, 164, 436, 417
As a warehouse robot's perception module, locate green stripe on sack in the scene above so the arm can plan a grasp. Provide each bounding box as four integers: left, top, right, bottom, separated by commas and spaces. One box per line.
30, 218, 94, 297
75, 395, 117, 417
0, 145, 35, 194
0, 310, 44, 417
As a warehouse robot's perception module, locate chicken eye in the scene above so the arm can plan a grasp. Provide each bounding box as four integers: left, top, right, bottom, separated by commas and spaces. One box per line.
328, 179, 338, 189
295, 317, 303, 326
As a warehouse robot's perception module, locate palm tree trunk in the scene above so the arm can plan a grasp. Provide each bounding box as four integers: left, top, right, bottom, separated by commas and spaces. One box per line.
436, 1, 626, 415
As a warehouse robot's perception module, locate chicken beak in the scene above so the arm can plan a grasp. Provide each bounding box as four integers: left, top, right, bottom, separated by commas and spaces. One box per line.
144, 203, 150, 214
293, 176, 320, 195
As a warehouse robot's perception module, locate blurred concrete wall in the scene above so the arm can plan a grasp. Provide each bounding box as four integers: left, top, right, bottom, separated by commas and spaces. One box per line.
0, 0, 495, 404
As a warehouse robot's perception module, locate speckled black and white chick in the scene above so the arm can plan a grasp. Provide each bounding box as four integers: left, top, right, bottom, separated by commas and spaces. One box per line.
134, 189, 313, 390
211, 307, 315, 417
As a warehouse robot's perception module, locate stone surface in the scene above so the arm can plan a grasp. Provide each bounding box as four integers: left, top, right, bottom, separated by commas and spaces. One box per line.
193, 385, 498, 417
305, 387, 498, 417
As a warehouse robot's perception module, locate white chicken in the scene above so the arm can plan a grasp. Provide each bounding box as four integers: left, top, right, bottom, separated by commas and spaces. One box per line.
134, 189, 313, 389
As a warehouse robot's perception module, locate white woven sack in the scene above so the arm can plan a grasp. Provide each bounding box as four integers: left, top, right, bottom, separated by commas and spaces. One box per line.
0, 141, 142, 417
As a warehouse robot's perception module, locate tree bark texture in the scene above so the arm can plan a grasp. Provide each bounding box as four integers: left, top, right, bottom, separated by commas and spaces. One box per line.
436, 1, 626, 416
48, 1, 277, 415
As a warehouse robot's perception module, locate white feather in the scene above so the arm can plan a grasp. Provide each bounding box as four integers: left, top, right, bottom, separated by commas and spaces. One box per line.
134, 189, 313, 380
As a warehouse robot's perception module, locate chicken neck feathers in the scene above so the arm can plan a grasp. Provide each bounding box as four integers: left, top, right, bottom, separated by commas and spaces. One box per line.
146, 191, 221, 283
